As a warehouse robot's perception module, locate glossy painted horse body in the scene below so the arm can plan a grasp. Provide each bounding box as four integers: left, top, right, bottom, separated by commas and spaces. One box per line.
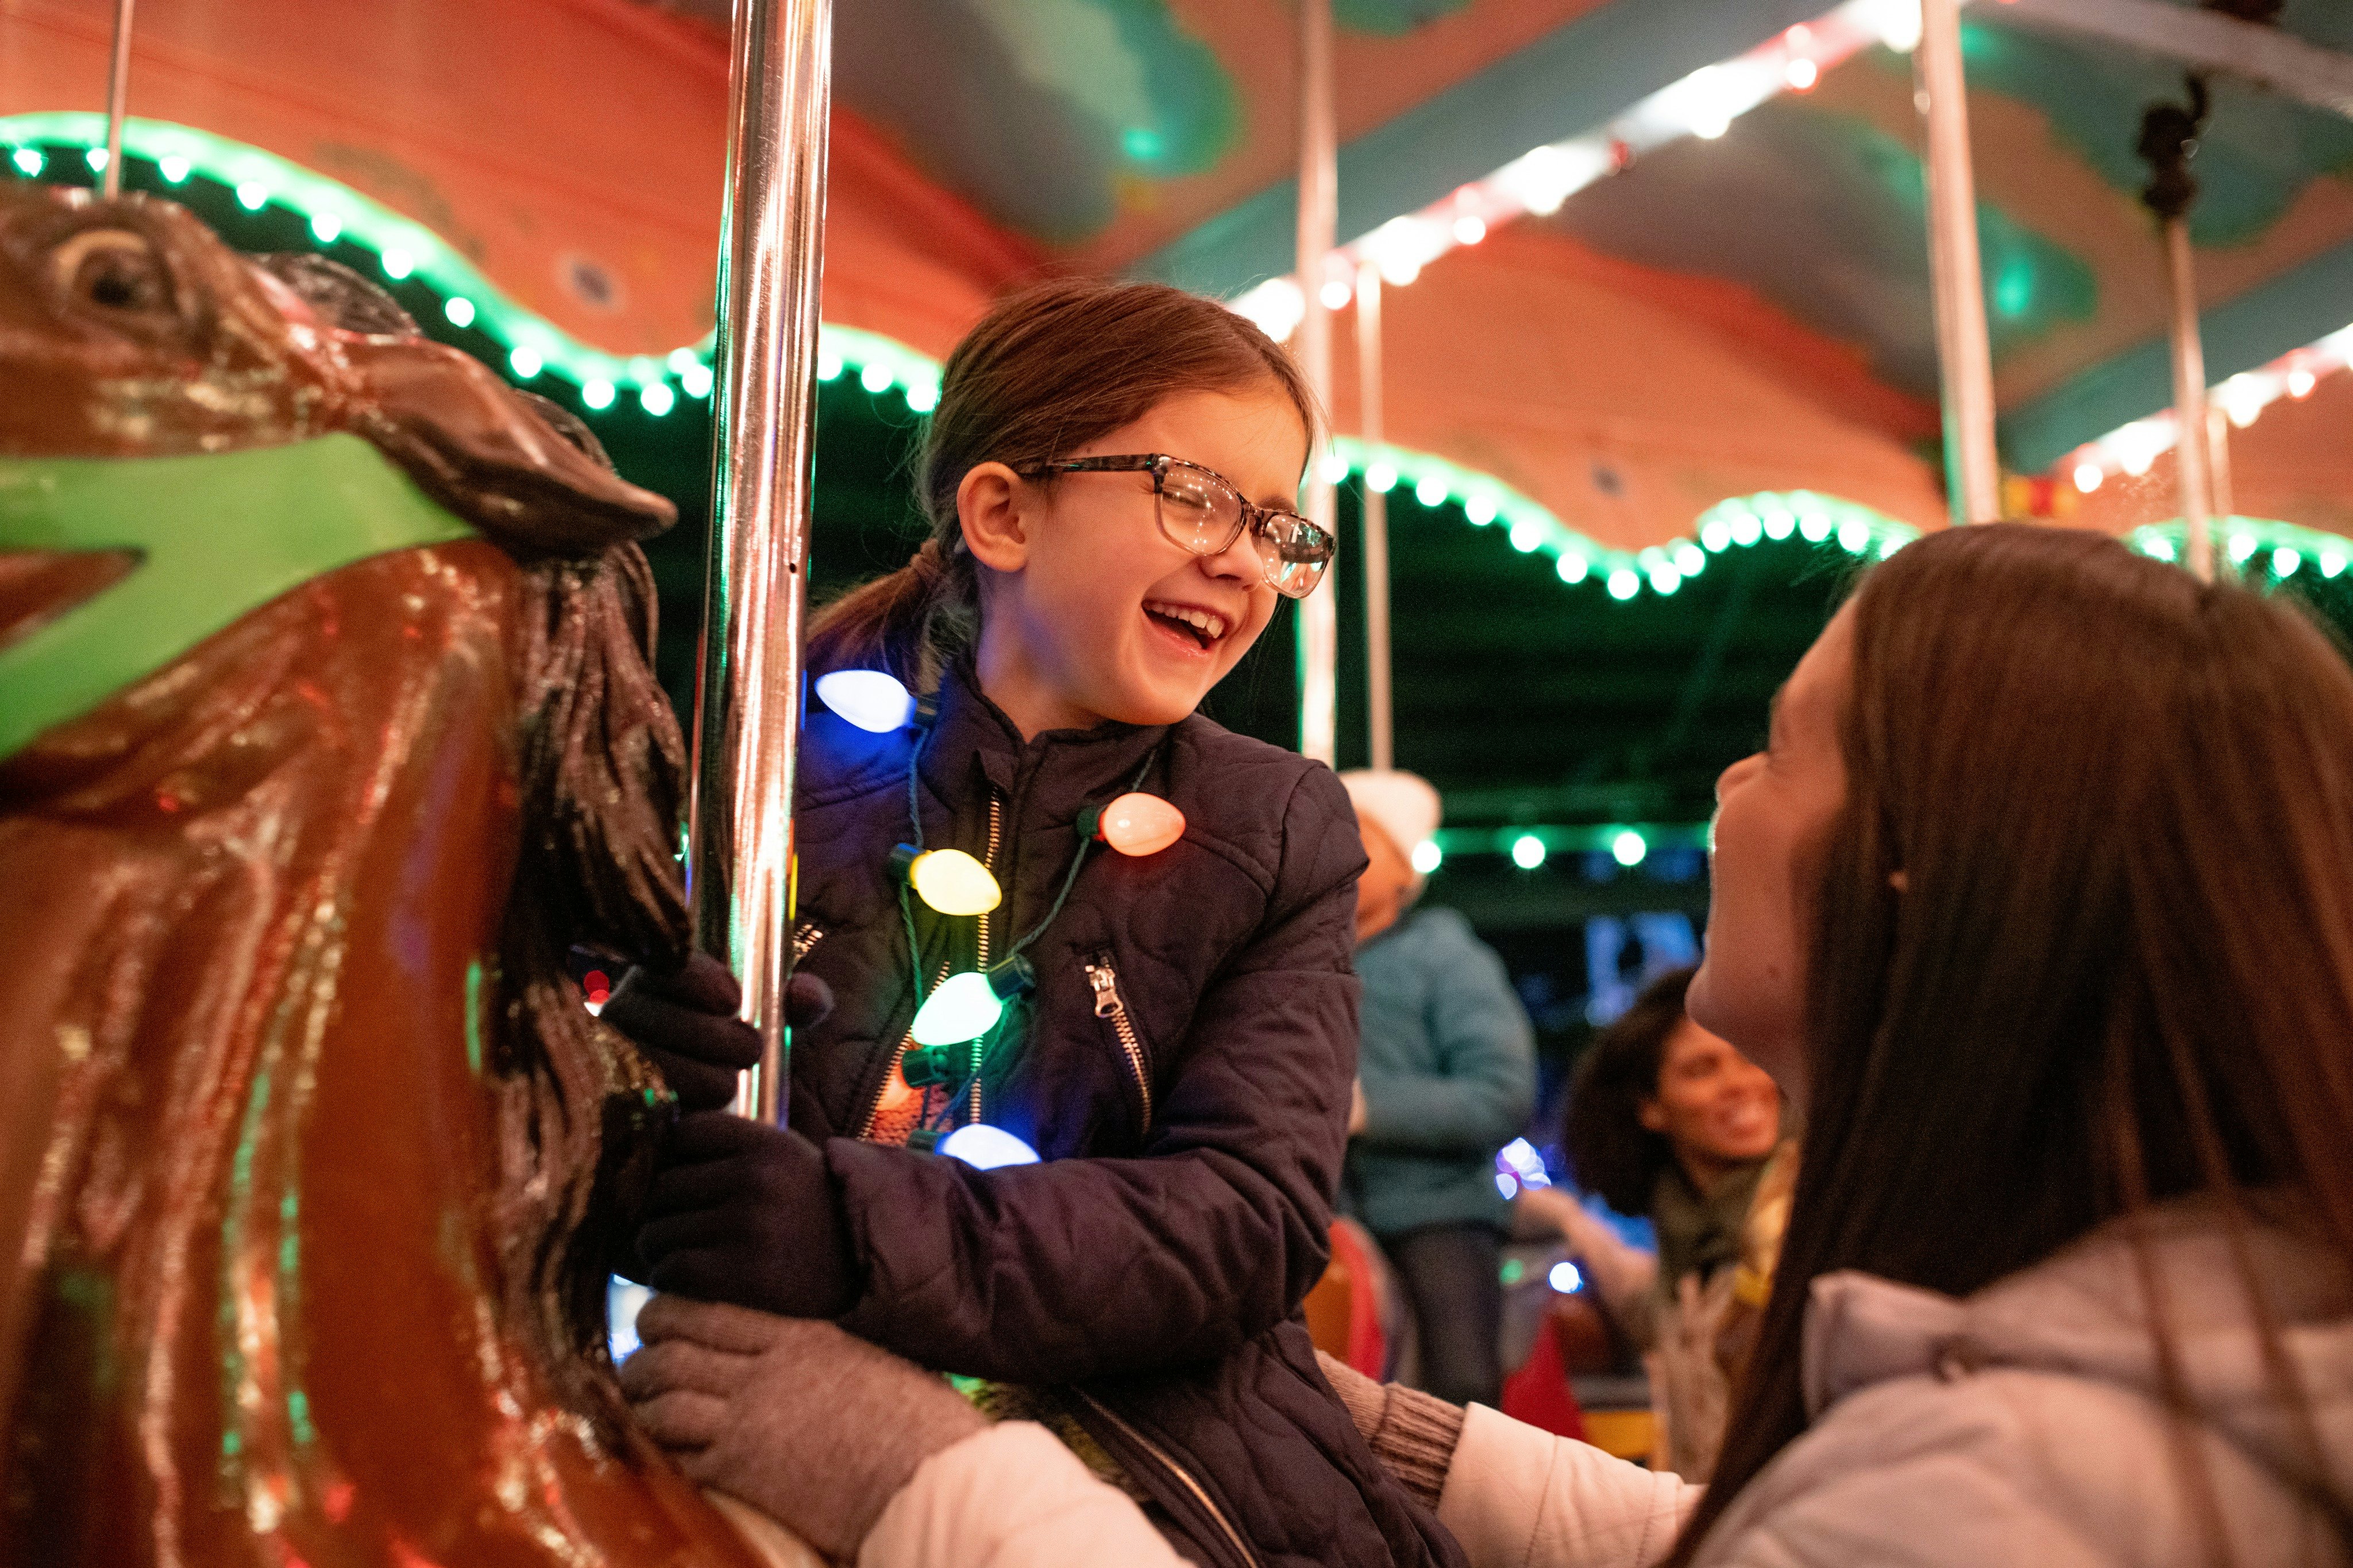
0, 185, 802, 1566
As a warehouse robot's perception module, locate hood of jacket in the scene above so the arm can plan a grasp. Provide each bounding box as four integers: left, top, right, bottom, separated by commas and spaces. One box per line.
1803, 1192, 2353, 1520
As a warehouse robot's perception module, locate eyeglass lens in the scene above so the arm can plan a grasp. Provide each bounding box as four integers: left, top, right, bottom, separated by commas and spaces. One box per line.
1152, 462, 1331, 598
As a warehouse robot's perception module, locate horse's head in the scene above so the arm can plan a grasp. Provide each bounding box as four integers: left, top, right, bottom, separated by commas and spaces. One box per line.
0, 182, 673, 551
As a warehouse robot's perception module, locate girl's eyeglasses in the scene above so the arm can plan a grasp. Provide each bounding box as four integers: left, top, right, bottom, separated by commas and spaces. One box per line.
1015, 453, 1336, 600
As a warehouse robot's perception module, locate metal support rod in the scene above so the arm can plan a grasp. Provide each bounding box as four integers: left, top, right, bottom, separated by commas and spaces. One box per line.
101, 0, 134, 199
1356, 260, 1393, 773
1294, 0, 1338, 767
1917, 0, 2001, 526
2207, 401, 2234, 524
689, 0, 832, 1123
2164, 216, 2216, 581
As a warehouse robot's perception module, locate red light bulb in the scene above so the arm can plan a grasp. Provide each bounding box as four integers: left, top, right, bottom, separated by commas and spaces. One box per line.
1089, 793, 1185, 856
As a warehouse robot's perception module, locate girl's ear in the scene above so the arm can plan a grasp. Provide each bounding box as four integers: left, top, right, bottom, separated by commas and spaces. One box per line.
1638, 1096, 1670, 1134
958, 462, 1031, 573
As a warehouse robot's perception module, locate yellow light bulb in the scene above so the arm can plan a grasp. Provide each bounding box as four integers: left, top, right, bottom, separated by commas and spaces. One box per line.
1095, 793, 1186, 856
909, 849, 1001, 916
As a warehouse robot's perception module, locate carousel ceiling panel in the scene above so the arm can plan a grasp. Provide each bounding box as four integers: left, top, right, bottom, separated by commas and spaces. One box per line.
0, 0, 1036, 362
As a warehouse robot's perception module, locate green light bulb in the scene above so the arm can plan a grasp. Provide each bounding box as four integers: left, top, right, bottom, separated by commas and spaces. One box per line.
911, 971, 1005, 1047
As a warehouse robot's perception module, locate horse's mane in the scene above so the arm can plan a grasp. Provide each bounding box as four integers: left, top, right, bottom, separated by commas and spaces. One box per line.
264, 256, 692, 1426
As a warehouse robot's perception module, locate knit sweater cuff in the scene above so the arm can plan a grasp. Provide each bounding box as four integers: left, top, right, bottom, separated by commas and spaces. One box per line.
1368, 1383, 1466, 1511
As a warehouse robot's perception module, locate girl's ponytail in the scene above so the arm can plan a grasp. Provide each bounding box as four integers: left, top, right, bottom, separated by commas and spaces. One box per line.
808, 276, 1317, 692
805, 536, 976, 693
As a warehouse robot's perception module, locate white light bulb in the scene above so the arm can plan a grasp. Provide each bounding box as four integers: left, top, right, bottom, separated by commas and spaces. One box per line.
2073, 461, 2104, 493
381, 248, 413, 280
84, 148, 108, 172
937, 1123, 1040, 1171
1465, 494, 1498, 526
1799, 510, 1833, 543
1509, 521, 1542, 553
1837, 518, 1872, 554
816, 669, 916, 733
1319, 453, 1350, 484
1557, 554, 1590, 584
859, 362, 893, 393
1785, 57, 1818, 91
1414, 475, 1448, 508
1511, 834, 1546, 870
2274, 546, 2302, 577
159, 155, 191, 184
1730, 511, 1764, 547
2323, 549, 2347, 579
443, 296, 475, 329
582, 379, 616, 411
509, 346, 543, 379
1611, 828, 1648, 867
905, 380, 940, 412
1762, 506, 1796, 540
2288, 368, 2317, 399
237, 181, 269, 211
1319, 278, 1351, 311
2229, 533, 2256, 563
1549, 1260, 1584, 1293
1365, 463, 1398, 493
1606, 567, 1640, 600
1648, 564, 1682, 594
2145, 536, 2178, 563
639, 382, 676, 416
668, 347, 700, 374
682, 363, 713, 398
1675, 543, 1705, 575
817, 352, 844, 381
1700, 519, 1731, 552
1410, 839, 1442, 875
310, 213, 342, 244
1876, 0, 1923, 52
1453, 214, 1487, 246
10, 149, 45, 176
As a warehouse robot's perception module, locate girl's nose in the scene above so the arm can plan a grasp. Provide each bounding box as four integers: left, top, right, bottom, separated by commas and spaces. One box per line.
1199, 527, 1262, 586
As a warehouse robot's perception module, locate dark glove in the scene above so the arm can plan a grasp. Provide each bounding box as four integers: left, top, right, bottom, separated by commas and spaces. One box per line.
604, 952, 834, 1114
637, 1111, 860, 1319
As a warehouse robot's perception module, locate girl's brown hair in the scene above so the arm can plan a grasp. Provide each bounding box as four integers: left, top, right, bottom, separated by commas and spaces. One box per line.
1672, 525, 2353, 1561
806, 276, 1318, 692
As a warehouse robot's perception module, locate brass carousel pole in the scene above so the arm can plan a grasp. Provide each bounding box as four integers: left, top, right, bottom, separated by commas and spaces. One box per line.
1295, 0, 1339, 766
1917, 0, 2001, 526
1356, 260, 1393, 772
690, 0, 832, 1122
101, 0, 134, 198
2140, 79, 2217, 582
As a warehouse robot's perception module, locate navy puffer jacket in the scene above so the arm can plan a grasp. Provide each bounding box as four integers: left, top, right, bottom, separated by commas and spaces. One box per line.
787, 659, 1463, 1568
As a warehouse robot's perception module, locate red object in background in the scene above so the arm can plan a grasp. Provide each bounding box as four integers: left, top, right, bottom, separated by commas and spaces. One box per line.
1499, 1307, 1589, 1441
584, 968, 611, 1006
1326, 1219, 1392, 1378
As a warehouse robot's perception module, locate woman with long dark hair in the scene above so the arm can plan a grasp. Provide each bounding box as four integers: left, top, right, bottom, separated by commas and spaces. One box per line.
626, 523, 2353, 1565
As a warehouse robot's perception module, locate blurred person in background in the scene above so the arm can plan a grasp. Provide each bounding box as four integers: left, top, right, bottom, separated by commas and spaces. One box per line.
1519, 965, 1792, 1478
1341, 770, 1537, 1408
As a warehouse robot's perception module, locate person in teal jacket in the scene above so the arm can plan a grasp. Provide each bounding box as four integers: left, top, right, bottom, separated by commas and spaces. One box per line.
1340, 770, 1538, 1408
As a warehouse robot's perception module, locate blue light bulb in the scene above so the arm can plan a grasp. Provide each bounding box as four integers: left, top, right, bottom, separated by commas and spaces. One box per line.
816, 669, 916, 733
938, 1124, 1040, 1170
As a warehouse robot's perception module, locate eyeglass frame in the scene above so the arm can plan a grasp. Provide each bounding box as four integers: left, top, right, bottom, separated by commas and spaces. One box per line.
1010, 452, 1336, 600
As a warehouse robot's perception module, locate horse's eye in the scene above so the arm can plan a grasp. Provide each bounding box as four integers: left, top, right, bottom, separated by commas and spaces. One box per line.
51, 229, 171, 316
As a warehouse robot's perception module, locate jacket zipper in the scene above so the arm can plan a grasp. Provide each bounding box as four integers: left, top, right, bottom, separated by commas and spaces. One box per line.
1073, 1391, 1260, 1568
1083, 953, 1152, 1130
971, 793, 1002, 1126
859, 955, 952, 1139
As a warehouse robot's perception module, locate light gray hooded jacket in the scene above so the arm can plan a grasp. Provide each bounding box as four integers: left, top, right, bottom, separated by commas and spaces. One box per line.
861, 1196, 2351, 1568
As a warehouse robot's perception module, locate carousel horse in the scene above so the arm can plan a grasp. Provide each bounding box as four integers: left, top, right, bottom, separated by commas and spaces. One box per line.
0, 184, 813, 1566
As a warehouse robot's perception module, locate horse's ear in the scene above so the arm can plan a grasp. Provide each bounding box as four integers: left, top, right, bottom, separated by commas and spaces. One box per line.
343, 337, 676, 554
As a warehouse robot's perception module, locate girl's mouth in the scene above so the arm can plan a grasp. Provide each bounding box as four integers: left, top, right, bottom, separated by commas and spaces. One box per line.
1143, 599, 1228, 654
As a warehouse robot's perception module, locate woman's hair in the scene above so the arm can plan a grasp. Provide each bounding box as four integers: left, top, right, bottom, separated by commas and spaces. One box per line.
1671, 525, 2353, 1561
805, 276, 1318, 692
1564, 965, 1698, 1214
